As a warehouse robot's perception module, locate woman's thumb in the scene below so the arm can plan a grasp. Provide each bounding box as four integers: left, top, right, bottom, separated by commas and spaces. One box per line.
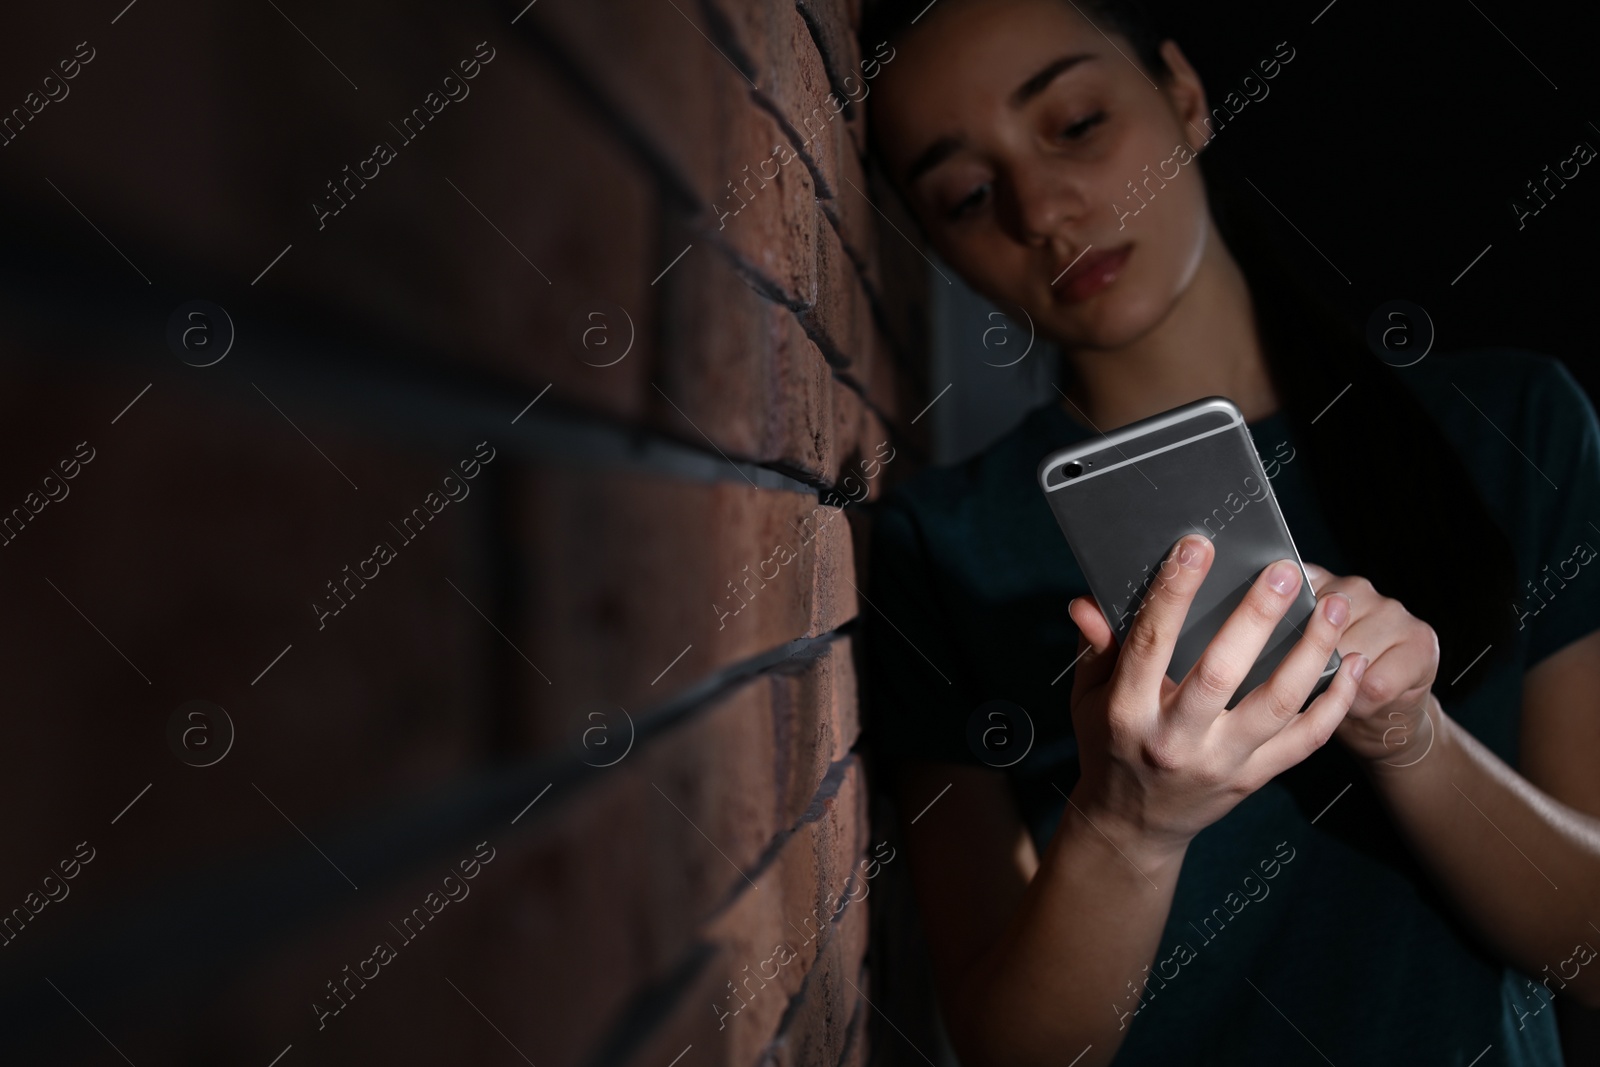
1066, 595, 1116, 690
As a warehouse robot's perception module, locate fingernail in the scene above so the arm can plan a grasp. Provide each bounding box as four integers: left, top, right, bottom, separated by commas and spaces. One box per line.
1266, 560, 1299, 594
1323, 592, 1349, 626
1350, 654, 1367, 682
1177, 536, 1203, 569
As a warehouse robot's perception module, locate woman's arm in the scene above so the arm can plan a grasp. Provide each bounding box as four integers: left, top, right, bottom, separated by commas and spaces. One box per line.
1521, 630, 1600, 816
896, 536, 1362, 1067
897, 761, 1187, 1067
1304, 565, 1600, 1010
1360, 631, 1600, 1008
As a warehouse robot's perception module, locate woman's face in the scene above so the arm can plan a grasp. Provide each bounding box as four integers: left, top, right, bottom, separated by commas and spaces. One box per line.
870, 0, 1214, 350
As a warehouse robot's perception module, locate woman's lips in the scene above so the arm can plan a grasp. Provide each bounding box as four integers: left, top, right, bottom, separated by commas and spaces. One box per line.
1053, 245, 1131, 303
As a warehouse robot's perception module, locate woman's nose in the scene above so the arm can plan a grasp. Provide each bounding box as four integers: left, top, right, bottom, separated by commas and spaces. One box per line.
1006, 166, 1089, 244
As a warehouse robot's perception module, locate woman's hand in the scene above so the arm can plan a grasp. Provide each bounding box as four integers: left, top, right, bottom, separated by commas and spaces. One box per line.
1301, 561, 1440, 768
1066, 534, 1367, 861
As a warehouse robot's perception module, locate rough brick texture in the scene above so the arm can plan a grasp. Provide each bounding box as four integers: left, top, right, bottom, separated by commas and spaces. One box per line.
0, 0, 928, 1064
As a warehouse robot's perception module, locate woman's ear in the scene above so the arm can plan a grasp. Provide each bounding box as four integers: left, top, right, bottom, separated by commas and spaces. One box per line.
1156, 39, 1213, 153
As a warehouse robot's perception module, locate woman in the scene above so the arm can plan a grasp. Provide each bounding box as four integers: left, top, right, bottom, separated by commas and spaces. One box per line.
857, 1, 1600, 1064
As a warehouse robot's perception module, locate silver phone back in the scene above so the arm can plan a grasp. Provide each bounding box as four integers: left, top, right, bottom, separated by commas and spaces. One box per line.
1037, 396, 1339, 707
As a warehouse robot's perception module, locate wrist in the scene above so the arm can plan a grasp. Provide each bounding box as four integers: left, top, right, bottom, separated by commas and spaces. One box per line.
1060, 787, 1191, 881
1363, 692, 1452, 784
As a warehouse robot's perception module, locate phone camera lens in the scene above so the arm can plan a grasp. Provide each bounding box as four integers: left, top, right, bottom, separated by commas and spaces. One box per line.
1063, 461, 1084, 480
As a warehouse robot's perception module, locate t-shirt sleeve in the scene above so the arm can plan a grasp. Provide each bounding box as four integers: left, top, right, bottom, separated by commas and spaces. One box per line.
1522, 357, 1600, 668
860, 494, 982, 766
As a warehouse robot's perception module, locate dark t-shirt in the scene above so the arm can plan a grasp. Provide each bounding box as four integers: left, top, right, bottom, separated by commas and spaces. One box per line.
862, 349, 1600, 1066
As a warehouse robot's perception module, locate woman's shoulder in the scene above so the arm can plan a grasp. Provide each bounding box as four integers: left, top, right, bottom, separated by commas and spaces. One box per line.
1401, 346, 1583, 413
873, 400, 1064, 539
1395, 346, 1594, 456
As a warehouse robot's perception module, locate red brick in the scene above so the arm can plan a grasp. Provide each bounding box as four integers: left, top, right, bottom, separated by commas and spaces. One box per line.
762, 892, 871, 1067
199, 840, 539, 1065
515, 468, 857, 757
798, 0, 865, 82
703, 757, 866, 1067
796, 0, 874, 175
0, 3, 329, 278
574, 726, 863, 1067
827, 315, 920, 455
806, 757, 872, 904
704, 1, 846, 199
529, 0, 740, 208
531, 0, 818, 308
830, 377, 867, 487
0, 11, 934, 1067
823, 138, 883, 299
612, 943, 747, 1067
224, 676, 785, 1067
486, 695, 783, 1067
258, 13, 663, 416
766, 308, 840, 482
256, 749, 862, 1067
829, 638, 863, 763
286, 657, 854, 1067
830, 380, 902, 504
269, 46, 662, 422
772, 639, 860, 830
656, 245, 835, 482
705, 832, 823, 1062
655, 240, 775, 461
377, 53, 657, 420
0, 363, 487, 923
785, 83, 852, 213
708, 96, 820, 308
0, 9, 660, 422
806, 499, 856, 644
799, 212, 874, 370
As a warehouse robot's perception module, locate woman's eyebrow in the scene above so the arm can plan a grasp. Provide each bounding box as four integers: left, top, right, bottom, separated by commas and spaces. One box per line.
1010, 52, 1098, 108
903, 52, 1099, 187
905, 136, 963, 187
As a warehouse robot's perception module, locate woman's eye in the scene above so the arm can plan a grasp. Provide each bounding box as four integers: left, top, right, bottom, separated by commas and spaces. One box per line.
1058, 110, 1107, 141
946, 183, 990, 220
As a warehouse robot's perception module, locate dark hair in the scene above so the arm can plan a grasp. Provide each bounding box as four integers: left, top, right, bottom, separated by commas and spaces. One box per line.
860, 0, 1520, 696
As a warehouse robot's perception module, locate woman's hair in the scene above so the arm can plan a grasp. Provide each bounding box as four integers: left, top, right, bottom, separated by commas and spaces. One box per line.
861, 0, 1521, 696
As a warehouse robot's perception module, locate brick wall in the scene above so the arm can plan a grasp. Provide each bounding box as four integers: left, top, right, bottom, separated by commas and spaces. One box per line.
0, 1, 929, 1064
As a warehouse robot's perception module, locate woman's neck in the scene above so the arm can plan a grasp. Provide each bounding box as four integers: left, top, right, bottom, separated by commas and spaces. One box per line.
1057, 223, 1279, 430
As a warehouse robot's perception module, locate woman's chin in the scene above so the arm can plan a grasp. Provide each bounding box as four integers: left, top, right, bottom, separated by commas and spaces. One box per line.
1045, 291, 1170, 352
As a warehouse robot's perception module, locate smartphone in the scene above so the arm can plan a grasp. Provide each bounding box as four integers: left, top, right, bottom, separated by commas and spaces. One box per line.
1036, 396, 1339, 710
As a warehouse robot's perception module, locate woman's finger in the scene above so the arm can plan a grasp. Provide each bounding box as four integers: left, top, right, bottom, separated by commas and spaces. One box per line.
1242, 649, 1367, 780
1301, 561, 1331, 593
1107, 533, 1214, 708
1066, 595, 1117, 697
1221, 589, 1353, 752
1170, 556, 1308, 728
1343, 634, 1431, 721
